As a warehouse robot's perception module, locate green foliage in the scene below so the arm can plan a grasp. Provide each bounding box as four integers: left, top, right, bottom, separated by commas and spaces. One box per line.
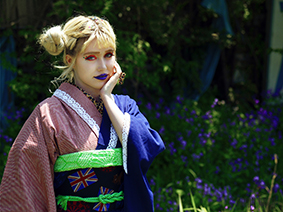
3, 0, 269, 110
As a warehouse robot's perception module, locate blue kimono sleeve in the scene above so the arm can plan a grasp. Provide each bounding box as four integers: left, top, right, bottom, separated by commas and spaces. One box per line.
113, 95, 165, 212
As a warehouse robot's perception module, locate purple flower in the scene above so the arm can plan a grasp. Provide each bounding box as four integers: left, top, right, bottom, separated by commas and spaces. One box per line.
229, 199, 235, 205
191, 110, 196, 115
156, 112, 160, 119
150, 178, 156, 186
211, 98, 218, 108
243, 132, 250, 137
240, 198, 246, 204
192, 153, 203, 161
202, 111, 212, 120
181, 140, 187, 149
185, 176, 190, 182
192, 153, 199, 161
279, 131, 282, 139
168, 142, 176, 155
159, 126, 165, 135
246, 184, 252, 193
268, 137, 276, 146
239, 144, 247, 151
215, 189, 223, 201
146, 102, 152, 110
231, 139, 238, 148
3, 135, 13, 143
176, 96, 183, 104
203, 184, 209, 195
156, 203, 162, 210
273, 183, 280, 193
195, 178, 202, 184
181, 155, 187, 164
215, 166, 220, 174
165, 107, 171, 115
187, 130, 192, 137
253, 176, 259, 184
155, 103, 160, 109
259, 180, 265, 189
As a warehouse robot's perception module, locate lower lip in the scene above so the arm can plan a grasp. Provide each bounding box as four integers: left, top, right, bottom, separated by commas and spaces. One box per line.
95, 75, 108, 80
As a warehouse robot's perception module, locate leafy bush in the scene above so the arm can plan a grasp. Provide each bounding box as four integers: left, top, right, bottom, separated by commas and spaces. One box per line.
143, 92, 283, 211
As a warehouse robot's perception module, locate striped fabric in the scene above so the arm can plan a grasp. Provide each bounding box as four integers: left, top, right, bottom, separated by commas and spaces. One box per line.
0, 83, 103, 211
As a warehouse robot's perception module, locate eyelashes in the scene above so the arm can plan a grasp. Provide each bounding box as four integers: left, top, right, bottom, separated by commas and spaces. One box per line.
84, 55, 97, 61
83, 52, 114, 61
105, 52, 114, 58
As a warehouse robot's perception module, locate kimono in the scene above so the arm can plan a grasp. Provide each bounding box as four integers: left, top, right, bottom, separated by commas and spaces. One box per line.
0, 82, 165, 212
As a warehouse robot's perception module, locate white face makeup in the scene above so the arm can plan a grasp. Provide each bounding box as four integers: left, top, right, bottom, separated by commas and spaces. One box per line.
72, 39, 116, 97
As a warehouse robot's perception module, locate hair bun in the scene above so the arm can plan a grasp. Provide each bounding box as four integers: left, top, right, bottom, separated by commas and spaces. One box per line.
39, 26, 65, 56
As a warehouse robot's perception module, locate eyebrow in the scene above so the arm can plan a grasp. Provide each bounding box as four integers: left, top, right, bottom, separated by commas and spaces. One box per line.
83, 48, 114, 55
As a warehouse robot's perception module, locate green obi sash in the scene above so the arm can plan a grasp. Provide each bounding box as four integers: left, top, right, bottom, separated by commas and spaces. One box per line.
54, 148, 123, 172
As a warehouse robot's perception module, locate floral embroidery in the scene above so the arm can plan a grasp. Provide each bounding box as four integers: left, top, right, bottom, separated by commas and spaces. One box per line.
57, 201, 91, 212
101, 166, 115, 172
113, 171, 124, 185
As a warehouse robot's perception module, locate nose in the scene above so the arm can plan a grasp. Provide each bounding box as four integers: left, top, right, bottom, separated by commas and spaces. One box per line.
97, 58, 107, 72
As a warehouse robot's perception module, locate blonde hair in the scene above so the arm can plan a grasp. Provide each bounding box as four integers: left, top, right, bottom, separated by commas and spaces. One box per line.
39, 15, 116, 83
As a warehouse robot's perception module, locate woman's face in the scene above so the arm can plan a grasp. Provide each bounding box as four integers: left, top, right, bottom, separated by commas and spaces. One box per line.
71, 38, 116, 97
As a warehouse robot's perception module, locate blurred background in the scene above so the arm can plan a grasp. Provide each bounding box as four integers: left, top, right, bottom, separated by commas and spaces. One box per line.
0, 0, 282, 211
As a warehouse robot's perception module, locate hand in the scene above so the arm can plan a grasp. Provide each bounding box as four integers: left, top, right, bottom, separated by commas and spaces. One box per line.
99, 61, 125, 143
100, 61, 122, 97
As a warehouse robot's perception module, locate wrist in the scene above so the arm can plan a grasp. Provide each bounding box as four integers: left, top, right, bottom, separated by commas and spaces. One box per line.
100, 93, 113, 102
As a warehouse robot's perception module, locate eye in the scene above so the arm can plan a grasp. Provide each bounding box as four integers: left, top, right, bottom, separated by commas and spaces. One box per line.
84, 55, 97, 61
105, 52, 114, 58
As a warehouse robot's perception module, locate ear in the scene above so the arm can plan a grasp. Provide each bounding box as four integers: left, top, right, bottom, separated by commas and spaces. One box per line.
66, 55, 73, 65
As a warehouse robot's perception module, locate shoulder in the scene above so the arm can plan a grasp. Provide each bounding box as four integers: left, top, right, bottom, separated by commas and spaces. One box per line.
38, 95, 62, 111
30, 95, 66, 122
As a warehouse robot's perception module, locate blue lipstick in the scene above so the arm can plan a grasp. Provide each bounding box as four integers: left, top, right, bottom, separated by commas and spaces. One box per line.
94, 74, 108, 80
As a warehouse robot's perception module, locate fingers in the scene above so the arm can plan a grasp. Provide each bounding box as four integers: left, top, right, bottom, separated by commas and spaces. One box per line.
113, 62, 126, 85
100, 62, 122, 96
118, 72, 126, 85
113, 61, 122, 75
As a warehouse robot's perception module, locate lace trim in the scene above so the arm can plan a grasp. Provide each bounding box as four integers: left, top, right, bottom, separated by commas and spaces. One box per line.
54, 148, 123, 172
53, 89, 100, 136
107, 125, 118, 149
122, 113, 131, 174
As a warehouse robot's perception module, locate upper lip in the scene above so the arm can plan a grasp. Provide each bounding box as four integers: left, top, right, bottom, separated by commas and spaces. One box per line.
94, 74, 108, 79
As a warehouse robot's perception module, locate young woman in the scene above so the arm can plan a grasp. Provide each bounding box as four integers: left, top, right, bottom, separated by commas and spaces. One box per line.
0, 15, 165, 212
